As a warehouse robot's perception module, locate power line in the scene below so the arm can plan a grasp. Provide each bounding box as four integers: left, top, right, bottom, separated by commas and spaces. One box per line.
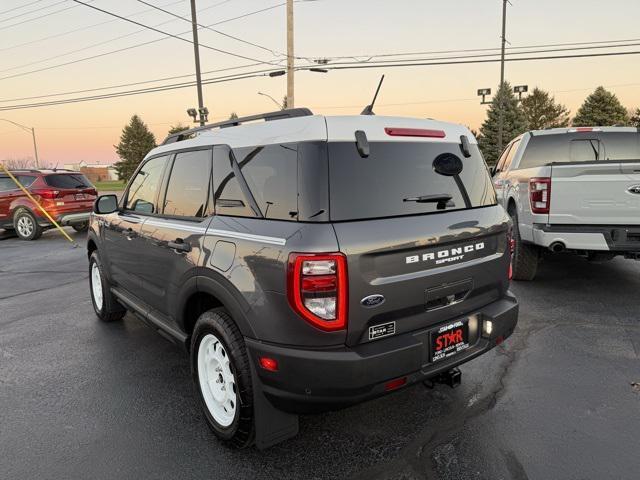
69, 0, 280, 65
0, 0, 67, 24
3, 49, 640, 112
0, 0, 47, 17
0, 0, 90, 31
134, 0, 285, 57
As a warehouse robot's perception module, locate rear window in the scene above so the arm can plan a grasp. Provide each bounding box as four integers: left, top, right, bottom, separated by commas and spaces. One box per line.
328, 141, 496, 221
44, 173, 92, 189
520, 132, 640, 168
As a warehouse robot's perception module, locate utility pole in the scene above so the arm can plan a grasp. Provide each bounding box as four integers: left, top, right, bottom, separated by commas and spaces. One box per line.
190, 0, 206, 126
286, 0, 294, 109
497, 0, 509, 155
0, 118, 40, 168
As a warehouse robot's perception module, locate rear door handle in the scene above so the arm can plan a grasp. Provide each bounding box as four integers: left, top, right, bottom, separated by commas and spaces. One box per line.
167, 239, 191, 252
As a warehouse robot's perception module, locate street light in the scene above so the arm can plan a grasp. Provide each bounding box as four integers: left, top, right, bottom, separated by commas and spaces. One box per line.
0, 118, 40, 168
258, 92, 283, 110
477, 88, 492, 105
514, 85, 529, 101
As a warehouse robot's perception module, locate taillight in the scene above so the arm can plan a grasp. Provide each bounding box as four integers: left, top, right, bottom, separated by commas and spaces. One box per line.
287, 253, 348, 331
86, 188, 98, 196
529, 177, 551, 214
30, 188, 60, 199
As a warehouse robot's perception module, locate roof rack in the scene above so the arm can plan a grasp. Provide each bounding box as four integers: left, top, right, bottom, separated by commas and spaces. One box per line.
162, 107, 314, 145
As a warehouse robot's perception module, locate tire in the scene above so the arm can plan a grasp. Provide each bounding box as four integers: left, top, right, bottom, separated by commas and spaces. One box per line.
509, 207, 539, 281
191, 308, 254, 449
13, 208, 42, 241
89, 251, 126, 322
72, 222, 89, 232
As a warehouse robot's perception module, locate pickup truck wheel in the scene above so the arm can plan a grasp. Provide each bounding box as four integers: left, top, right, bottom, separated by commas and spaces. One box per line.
13, 209, 42, 241
89, 251, 125, 322
191, 308, 254, 449
509, 209, 539, 281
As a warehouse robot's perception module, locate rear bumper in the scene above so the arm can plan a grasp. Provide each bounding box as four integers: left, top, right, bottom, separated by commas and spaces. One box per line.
246, 292, 518, 414
37, 211, 91, 227
532, 224, 640, 252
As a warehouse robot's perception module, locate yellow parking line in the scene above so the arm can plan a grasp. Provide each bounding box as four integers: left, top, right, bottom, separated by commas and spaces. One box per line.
0, 165, 79, 247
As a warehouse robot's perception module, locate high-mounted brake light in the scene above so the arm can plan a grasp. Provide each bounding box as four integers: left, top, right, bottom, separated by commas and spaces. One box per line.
529, 177, 551, 214
287, 253, 348, 331
568, 127, 602, 133
384, 127, 446, 138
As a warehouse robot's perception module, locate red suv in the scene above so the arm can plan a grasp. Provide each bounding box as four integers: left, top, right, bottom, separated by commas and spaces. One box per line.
0, 170, 97, 240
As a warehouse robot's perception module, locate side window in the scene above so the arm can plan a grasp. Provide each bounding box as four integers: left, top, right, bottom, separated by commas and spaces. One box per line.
17, 175, 36, 188
570, 139, 602, 162
0, 177, 15, 192
213, 146, 255, 218
494, 144, 512, 173
125, 155, 168, 214
162, 150, 212, 218
236, 144, 298, 221
502, 139, 521, 171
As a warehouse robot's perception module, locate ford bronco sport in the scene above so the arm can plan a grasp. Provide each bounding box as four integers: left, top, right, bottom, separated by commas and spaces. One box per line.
87, 109, 519, 448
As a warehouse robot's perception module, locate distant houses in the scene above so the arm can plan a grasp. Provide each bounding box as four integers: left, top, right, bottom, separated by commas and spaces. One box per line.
63, 160, 118, 183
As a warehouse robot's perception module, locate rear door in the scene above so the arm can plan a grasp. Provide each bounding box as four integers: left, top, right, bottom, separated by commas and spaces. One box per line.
138, 148, 213, 319
325, 137, 510, 347
548, 132, 640, 225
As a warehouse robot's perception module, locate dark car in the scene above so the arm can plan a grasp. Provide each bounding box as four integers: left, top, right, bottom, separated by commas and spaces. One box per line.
0, 169, 97, 240
87, 109, 519, 449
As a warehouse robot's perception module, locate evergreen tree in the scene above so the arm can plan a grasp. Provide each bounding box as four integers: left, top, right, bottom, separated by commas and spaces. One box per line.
114, 115, 156, 182
630, 108, 640, 128
229, 112, 239, 120
572, 86, 629, 126
167, 123, 189, 135
521, 87, 570, 130
478, 82, 528, 165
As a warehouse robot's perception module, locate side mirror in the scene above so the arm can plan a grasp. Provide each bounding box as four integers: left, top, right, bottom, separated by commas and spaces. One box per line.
94, 194, 118, 214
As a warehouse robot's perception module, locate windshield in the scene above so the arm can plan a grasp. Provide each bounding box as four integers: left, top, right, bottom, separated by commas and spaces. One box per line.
327, 141, 496, 221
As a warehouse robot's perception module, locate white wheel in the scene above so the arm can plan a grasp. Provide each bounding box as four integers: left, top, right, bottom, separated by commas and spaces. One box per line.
91, 262, 104, 312
197, 334, 238, 428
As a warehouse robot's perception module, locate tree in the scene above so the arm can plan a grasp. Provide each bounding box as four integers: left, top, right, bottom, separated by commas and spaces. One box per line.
478, 82, 528, 165
521, 87, 570, 130
0, 157, 36, 170
282, 96, 288, 110
113, 115, 156, 182
572, 86, 629, 127
167, 123, 189, 135
229, 112, 239, 120
630, 108, 640, 128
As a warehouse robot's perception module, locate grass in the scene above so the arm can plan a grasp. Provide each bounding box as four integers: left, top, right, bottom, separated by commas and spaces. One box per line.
94, 180, 125, 191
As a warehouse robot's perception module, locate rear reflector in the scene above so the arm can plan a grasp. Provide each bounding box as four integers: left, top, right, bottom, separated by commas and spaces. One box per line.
385, 127, 446, 138
384, 377, 407, 391
529, 177, 551, 214
259, 356, 278, 372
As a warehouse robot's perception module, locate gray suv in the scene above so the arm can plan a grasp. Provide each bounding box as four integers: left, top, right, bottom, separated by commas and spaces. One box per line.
87, 109, 519, 449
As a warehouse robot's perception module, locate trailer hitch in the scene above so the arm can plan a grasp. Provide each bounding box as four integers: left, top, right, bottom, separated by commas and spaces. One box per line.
423, 367, 462, 389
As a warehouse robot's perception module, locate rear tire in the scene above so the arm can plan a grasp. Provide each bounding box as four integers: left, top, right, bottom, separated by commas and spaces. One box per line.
72, 222, 89, 232
191, 308, 254, 449
509, 208, 539, 281
89, 251, 125, 322
13, 209, 42, 241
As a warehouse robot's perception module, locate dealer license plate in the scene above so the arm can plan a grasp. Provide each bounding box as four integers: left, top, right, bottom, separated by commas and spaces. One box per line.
431, 319, 470, 363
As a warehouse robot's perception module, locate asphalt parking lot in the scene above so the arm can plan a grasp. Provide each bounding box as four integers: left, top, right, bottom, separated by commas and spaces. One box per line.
1, 229, 639, 480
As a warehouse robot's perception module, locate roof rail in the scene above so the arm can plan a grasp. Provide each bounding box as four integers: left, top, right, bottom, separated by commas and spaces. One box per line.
162, 107, 314, 145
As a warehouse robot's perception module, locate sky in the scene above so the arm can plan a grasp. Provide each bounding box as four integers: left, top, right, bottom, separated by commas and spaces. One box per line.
1, 0, 640, 166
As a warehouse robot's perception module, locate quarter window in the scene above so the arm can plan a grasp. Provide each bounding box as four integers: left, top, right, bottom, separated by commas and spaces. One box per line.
162, 150, 212, 218
125, 155, 168, 214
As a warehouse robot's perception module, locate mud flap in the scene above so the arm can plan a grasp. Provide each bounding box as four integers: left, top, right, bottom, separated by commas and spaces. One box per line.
249, 358, 299, 450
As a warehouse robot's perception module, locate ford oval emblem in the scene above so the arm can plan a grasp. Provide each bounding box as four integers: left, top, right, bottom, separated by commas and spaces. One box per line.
361, 294, 385, 308
628, 185, 640, 195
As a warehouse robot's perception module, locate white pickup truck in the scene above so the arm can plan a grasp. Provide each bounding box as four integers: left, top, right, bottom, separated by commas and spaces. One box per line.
492, 127, 640, 280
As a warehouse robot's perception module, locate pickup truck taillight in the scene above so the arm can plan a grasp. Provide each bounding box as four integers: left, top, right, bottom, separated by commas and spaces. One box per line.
287, 253, 348, 331
529, 177, 551, 214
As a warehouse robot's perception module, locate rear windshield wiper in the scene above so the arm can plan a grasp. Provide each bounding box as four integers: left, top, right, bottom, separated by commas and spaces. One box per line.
403, 194, 454, 210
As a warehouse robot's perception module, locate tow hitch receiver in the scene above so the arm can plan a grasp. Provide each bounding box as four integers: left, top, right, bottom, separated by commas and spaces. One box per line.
424, 368, 462, 389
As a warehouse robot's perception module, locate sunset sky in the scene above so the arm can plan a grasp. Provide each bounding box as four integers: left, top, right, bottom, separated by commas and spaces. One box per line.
1, 0, 640, 166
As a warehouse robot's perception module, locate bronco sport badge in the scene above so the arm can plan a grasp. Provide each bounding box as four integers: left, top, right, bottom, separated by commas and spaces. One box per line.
406, 242, 485, 266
